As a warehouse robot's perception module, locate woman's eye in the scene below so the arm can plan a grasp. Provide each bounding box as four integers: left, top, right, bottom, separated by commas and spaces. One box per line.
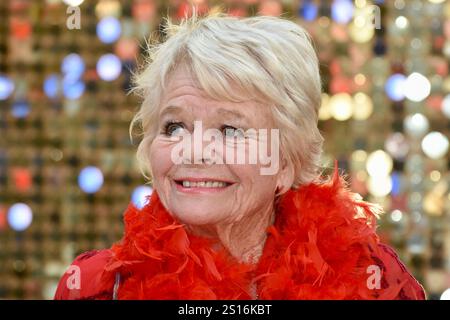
163, 122, 185, 136
222, 125, 245, 139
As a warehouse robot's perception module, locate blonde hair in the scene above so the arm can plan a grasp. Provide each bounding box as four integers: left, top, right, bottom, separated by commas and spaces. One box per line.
131, 12, 324, 188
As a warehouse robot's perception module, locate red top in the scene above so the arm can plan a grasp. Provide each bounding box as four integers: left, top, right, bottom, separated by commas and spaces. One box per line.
54, 243, 425, 300
55, 167, 426, 300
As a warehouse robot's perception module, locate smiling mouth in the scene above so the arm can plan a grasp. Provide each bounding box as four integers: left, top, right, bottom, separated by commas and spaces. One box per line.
174, 180, 233, 189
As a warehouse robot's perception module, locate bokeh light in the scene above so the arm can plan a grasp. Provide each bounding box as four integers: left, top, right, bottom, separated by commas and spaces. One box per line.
78, 166, 104, 194
11, 101, 30, 118
96, 54, 122, 81
331, 0, 354, 24
404, 113, 429, 137
7, 203, 33, 232
385, 73, 406, 101
63, 79, 85, 100
404, 72, 431, 102
353, 92, 373, 120
319, 93, 332, 121
441, 288, 450, 300
97, 16, 122, 44
395, 16, 409, 29
61, 53, 85, 82
391, 171, 401, 196
385, 132, 410, 160
330, 93, 353, 121
390, 209, 403, 222
63, 0, 85, 6
421, 131, 449, 159
43, 74, 61, 99
0, 74, 14, 100
299, 1, 318, 21
441, 93, 450, 118
366, 150, 393, 177
368, 175, 393, 197
131, 185, 153, 209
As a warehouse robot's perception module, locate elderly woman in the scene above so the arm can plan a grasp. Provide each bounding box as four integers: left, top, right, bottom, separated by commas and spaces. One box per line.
55, 13, 425, 300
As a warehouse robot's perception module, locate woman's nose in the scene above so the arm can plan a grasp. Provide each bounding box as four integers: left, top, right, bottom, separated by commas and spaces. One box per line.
182, 122, 221, 166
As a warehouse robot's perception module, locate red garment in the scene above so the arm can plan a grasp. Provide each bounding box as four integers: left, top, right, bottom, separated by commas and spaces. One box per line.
55, 167, 426, 300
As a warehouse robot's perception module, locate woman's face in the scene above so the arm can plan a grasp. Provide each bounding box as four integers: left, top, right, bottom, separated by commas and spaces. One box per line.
149, 66, 294, 231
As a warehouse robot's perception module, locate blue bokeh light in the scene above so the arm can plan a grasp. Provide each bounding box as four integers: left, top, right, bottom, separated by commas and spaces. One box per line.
0, 75, 14, 100
63, 79, 85, 100
61, 53, 85, 82
131, 185, 153, 209
78, 166, 104, 194
97, 16, 122, 44
11, 101, 30, 118
7, 203, 33, 231
96, 54, 122, 81
43, 74, 61, 99
391, 171, 401, 196
331, 0, 354, 24
299, 1, 318, 21
385, 73, 406, 101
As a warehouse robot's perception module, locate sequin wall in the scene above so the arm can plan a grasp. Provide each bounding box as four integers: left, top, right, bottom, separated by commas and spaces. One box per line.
0, 0, 449, 300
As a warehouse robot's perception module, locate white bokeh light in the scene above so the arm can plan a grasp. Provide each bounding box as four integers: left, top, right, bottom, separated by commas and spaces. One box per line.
7, 203, 33, 231
366, 150, 393, 177
368, 175, 392, 197
331, 0, 354, 24
440, 288, 450, 300
63, 0, 85, 6
330, 93, 353, 121
390, 209, 403, 222
441, 94, 450, 119
404, 72, 431, 102
78, 166, 104, 194
404, 113, 429, 137
421, 132, 449, 159
0, 75, 14, 100
97, 16, 122, 44
395, 16, 408, 29
385, 132, 410, 160
319, 93, 332, 121
96, 54, 122, 81
131, 185, 153, 210
353, 92, 373, 120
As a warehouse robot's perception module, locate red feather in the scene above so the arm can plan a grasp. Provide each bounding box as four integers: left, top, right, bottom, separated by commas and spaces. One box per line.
56, 164, 426, 300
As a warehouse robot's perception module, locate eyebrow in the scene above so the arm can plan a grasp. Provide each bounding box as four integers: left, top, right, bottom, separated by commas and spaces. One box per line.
159, 105, 248, 123
159, 105, 184, 119
216, 108, 247, 121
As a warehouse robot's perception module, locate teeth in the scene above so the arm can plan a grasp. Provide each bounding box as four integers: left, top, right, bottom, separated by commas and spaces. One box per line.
180, 181, 228, 188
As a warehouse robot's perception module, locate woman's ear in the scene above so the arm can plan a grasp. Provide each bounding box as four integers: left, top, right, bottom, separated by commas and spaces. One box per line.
276, 156, 295, 195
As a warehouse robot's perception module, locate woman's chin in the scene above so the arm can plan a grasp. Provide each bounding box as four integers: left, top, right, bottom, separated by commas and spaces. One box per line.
170, 207, 223, 226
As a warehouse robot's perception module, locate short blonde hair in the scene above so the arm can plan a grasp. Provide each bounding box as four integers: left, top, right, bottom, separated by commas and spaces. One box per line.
131, 12, 324, 188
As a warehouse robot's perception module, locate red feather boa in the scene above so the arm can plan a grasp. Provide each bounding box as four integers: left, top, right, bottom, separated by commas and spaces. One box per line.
98, 167, 422, 300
